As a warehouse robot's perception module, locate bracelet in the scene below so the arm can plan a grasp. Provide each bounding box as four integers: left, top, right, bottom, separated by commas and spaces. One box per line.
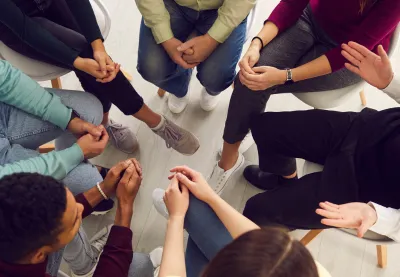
96, 182, 109, 200
251, 36, 264, 50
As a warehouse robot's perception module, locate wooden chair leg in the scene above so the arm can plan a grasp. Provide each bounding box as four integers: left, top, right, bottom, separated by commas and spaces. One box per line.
360, 89, 367, 106
376, 245, 387, 268
51, 77, 62, 89
300, 229, 324, 246
158, 88, 166, 97
38, 143, 56, 154
121, 69, 133, 81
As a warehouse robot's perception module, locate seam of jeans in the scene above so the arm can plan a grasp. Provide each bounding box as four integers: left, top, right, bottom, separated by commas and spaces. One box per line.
7, 125, 59, 141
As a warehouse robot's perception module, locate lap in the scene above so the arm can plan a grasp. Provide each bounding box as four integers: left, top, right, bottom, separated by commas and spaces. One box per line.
250, 110, 358, 165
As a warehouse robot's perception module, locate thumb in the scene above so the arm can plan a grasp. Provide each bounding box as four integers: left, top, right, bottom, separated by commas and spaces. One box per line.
176, 173, 195, 189
184, 48, 194, 55
181, 184, 189, 197
177, 40, 196, 52
99, 59, 107, 74
252, 67, 268, 74
86, 123, 102, 137
377, 45, 390, 65
357, 221, 369, 238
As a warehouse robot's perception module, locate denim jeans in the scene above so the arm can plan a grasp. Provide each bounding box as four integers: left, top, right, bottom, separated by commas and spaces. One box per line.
137, 0, 247, 98
0, 88, 104, 276
64, 227, 154, 277
184, 195, 233, 277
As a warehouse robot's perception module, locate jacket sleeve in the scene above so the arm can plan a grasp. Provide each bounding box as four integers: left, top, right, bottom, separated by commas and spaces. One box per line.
369, 202, 400, 242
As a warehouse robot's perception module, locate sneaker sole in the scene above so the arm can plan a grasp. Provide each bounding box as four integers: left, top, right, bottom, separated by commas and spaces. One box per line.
91, 210, 112, 216
179, 137, 201, 156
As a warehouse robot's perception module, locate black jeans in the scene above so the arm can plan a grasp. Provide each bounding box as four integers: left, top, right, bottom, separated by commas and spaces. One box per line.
243, 109, 360, 230
0, 0, 144, 115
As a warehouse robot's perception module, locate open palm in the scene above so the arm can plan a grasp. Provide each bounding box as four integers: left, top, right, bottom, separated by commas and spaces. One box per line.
342, 42, 393, 89
316, 201, 377, 238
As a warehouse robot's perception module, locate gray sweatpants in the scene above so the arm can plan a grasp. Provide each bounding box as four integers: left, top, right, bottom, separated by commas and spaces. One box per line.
223, 5, 362, 144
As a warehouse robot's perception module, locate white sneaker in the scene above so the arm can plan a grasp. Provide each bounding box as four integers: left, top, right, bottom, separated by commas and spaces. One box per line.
218, 132, 254, 156
150, 247, 163, 277
152, 189, 169, 219
71, 225, 112, 277
200, 88, 220, 111
168, 93, 189, 114
208, 154, 245, 195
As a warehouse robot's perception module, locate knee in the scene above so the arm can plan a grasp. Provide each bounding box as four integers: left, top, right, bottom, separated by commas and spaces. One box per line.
137, 54, 171, 85
197, 65, 235, 94
129, 253, 154, 277
73, 93, 103, 126
243, 196, 272, 225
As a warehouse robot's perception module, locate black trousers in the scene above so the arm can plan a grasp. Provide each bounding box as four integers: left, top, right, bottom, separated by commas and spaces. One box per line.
1, 0, 144, 115
243, 109, 360, 230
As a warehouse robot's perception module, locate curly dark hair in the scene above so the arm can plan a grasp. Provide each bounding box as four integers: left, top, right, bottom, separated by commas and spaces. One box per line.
0, 173, 67, 263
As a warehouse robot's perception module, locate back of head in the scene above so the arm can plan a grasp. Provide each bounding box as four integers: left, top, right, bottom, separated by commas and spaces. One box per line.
0, 173, 66, 263
202, 228, 319, 277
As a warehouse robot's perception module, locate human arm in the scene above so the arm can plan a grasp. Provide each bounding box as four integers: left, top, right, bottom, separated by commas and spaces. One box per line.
368, 202, 400, 242
159, 177, 189, 277
0, 0, 82, 68
171, 166, 260, 239
93, 160, 143, 277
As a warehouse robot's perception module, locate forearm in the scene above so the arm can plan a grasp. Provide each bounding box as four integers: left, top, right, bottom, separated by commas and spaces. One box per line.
83, 182, 112, 208
292, 55, 332, 82
115, 203, 134, 228
207, 195, 259, 239
159, 217, 186, 277
255, 21, 279, 49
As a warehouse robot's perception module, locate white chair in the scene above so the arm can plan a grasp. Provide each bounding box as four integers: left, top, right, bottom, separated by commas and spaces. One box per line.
299, 161, 397, 268
157, 3, 261, 97
293, 24, 400, 109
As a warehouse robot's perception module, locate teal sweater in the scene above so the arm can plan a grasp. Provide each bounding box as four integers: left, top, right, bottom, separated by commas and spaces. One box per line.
0, 60, 84, 179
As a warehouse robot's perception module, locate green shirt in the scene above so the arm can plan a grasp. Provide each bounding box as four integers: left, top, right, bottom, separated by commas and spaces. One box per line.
0, 60, 84, 179
135, 0, 256, 44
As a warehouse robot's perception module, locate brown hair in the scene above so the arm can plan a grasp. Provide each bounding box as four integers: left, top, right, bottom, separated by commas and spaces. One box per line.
202, 228, 319, 277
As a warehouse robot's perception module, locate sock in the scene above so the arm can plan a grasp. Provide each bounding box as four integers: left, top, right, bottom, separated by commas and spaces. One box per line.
151, 116, 165, 131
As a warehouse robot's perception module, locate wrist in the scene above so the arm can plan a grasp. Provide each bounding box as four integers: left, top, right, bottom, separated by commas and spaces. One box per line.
99, 181, 114, 198
204, 33, 219, 47
73, 57, 84, 69
168, 216, 185, 225
91, 39, 105, 52
278, 69, 288, 85
115, 204, 133, 227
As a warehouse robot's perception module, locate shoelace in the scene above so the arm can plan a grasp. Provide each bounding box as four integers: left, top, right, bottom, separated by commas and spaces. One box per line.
107, 122, 127, 141
158, 122, 182, 149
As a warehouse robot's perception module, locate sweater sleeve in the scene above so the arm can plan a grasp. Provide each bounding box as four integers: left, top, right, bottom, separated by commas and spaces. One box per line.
267, 0, 310, 33
325, 0, 400, 72
0, 144, 84, 180
93, 226, 133, 277
0, 60, 72, 129
383, 74, 400, 104
369, 202, 400, 242
64, 0, 103, 44
0, 0, 80, 68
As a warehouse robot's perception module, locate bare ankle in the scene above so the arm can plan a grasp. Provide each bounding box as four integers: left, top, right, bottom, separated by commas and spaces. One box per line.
218, 152, 239, 171
283, 171, 297, 179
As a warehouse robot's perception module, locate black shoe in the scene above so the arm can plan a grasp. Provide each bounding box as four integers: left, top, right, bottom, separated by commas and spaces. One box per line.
243, 165, 297, 190
93, 199, 114, 216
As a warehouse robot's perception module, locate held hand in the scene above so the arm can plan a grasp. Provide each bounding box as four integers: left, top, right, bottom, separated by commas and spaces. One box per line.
97, 63, 121, 83
164, 176, 189, 219
76, 126, 109, 159
67, 116, 102, 138
316, 201, 378, 238
239, 45, 261, 74
239, 66, 286, 91
342, 42, 394, 89
73, 57, 108, 79
162, 38, 198, 69
99, 159, 133, 197
94, 50, 115, 76
169, 165, 217, 204
178, 34, 219, 64
116, 159, 143, 206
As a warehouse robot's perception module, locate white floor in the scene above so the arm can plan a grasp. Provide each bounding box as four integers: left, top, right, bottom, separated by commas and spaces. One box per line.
54, 0, 400, 276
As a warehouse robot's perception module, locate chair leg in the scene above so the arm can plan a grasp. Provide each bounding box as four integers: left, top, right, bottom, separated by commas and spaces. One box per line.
158, 88, 166, 97
38, 143, 56, 154
51, 77, 62, 89
360, 90, 367, 106
376, 245, 387, 268
300, 229, 324, 245
121, 69, 133, 81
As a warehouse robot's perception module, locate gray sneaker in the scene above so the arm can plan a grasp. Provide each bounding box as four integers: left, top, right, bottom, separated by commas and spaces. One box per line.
153, 116, 200, 155
106, 119, 138, 154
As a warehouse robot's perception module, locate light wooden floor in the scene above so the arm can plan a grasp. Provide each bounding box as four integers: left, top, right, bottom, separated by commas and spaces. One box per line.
52, 0, 400, 276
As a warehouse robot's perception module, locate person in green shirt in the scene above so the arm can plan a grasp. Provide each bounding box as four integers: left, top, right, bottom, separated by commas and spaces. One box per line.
135, 0, 256, 114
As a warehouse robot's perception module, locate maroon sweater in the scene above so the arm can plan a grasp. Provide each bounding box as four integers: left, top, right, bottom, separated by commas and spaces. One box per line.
268, 0, 400, 71
0, 194, 133, 277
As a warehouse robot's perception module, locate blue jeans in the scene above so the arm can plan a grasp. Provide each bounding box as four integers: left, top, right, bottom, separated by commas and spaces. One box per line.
0, 88, 104, 276
137, 0, 247, 98
184, 195, 233, 277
